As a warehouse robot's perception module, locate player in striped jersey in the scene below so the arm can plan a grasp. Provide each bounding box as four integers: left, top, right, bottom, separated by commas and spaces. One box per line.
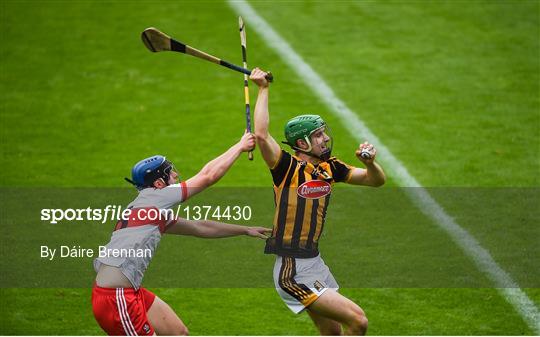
250, 68, 386, 335
92, 132, 271, 336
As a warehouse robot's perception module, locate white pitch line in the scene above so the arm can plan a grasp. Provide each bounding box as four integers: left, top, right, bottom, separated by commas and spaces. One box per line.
227, 0, 540, 333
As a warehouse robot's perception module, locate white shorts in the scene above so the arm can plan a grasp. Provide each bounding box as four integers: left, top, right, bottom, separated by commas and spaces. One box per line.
273, 255, 339, 314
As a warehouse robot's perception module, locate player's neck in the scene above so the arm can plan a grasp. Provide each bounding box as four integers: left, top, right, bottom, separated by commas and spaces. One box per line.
295, 151, 322, 165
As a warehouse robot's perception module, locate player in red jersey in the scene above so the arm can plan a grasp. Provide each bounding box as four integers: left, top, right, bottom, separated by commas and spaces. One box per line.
92, 132, 271, 335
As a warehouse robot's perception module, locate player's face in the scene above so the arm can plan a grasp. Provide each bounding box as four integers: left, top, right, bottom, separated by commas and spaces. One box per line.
168, 170, 179, 185
310, 127, 331, 156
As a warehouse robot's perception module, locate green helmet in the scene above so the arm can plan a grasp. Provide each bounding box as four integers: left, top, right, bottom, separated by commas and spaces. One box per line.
283, 114, 333, 160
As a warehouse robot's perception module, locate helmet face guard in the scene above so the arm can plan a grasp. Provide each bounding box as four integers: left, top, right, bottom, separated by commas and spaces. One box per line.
143, 160, 178, 187
301, 125, 333, 161
309, 125, 333, 161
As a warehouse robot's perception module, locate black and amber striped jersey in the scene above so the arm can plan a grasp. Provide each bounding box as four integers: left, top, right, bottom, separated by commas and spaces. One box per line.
264, 150, 354, 258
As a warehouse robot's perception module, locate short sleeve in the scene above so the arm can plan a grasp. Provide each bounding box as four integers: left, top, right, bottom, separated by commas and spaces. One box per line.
153, 181, 187, 209
329, 158, 354, 183
270, 150, 293, 186
127, 181, 187, 211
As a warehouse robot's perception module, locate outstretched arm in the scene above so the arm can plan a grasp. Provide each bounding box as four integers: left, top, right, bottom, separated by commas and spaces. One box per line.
347, 141, 386, 187
184, 131, 255, 199
250, 68, 282, 168
165, 217, 271, 239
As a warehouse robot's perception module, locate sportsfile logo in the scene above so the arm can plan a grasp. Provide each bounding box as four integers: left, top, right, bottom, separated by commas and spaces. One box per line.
40, 205, 179, 224
40, 204, 253, 224
297, 180, 331, 199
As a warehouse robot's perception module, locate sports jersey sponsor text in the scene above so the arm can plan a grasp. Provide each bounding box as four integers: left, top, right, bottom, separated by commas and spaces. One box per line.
297, 180, 332, 199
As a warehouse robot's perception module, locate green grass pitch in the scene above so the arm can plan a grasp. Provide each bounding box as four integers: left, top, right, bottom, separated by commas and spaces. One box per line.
0, 0, 538, 335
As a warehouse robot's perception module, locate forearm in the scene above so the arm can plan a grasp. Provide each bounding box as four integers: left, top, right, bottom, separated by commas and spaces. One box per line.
194, 220, 248, 238
199, 143, 243, 184
254, 87, 270, 138
364, 162, 386, 187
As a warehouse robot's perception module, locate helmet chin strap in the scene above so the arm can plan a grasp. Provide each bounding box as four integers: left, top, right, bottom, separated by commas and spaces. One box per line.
318, 149, 332, 161
294, 136, 331, 161
304, 149, 331, 161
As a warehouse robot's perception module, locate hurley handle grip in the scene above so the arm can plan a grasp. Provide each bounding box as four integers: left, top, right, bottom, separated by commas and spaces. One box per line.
265, 72, 274, 83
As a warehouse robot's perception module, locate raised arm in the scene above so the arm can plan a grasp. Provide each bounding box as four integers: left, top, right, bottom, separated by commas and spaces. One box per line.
165, 217, 271, 239
184, 131, 255, 199
250, 68, 282, 168
347, 141, 386, 187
